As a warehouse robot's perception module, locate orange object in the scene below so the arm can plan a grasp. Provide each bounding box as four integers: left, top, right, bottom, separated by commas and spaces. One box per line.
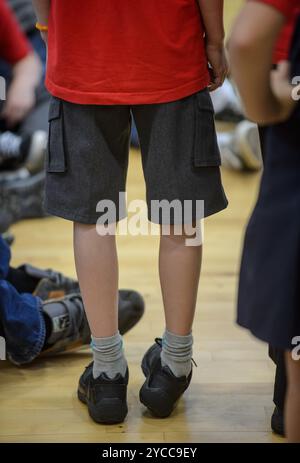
35, 22, 48, 32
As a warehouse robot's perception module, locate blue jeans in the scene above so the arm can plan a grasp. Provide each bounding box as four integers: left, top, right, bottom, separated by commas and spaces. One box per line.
0, 236, 45, 364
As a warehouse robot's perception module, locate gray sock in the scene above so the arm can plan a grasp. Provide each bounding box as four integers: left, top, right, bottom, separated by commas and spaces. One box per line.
160, 329, 193, 378
91, 331, 127, 379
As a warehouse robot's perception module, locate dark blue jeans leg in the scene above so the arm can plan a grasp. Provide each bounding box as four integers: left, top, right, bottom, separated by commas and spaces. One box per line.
0, 236, 45, 364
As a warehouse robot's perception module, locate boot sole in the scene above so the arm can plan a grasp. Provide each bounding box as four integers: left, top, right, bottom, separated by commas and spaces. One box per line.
78, 386, 128, 425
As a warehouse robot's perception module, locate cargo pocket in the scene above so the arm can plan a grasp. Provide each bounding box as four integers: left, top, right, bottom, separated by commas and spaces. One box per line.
47, 97, 67, 172
193, 90, 221, 167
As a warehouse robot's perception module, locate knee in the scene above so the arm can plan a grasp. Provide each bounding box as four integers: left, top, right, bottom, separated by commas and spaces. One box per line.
160, 223, 203, 245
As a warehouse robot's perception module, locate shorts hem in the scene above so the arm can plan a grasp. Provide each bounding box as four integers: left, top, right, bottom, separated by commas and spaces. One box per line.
46, 196, 228, 225
45, 203, 127, 224
147, 199, 228, 225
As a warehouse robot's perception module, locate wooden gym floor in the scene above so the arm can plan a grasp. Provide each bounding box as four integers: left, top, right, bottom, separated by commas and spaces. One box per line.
0, 1, 284, 443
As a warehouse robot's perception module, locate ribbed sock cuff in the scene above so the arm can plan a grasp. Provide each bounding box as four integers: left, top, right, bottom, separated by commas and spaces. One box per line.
161, 329, 193, 377
91, 331, 127, 379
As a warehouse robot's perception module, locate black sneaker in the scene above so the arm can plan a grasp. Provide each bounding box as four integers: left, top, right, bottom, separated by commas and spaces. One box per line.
0, 167, 30, 186
78, 362, 129, 424
118, 289, 145, 335
139, 338, 193, 418
271, 406, 285, 437
0, 170, 46, 233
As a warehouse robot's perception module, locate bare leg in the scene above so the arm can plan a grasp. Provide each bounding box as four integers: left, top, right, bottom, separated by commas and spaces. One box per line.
285, 351, 300, 443
73, 222, 118, 338
159, 225, 202, 336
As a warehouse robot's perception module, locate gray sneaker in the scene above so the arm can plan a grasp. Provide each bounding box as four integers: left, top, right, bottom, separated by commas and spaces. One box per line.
41, 293, 91, 355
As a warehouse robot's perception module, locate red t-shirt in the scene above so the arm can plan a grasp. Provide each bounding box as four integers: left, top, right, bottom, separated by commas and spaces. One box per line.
46, 0, 210, 105
252, 0, 300, 62
0, 0, 31, 64
274, 15, 298, 62
256, 0, 300, 18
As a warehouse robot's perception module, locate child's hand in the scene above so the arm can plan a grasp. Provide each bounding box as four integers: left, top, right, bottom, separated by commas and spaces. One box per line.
270, 61, 299, 122
1, 81, 36, 128
0, 52, 41, 128
206, 42, 228, 92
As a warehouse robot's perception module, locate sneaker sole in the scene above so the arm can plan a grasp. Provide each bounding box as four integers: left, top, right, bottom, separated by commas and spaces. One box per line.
41, 339, 86, 357
77, 385, 128, 425
236, 122, 262, 171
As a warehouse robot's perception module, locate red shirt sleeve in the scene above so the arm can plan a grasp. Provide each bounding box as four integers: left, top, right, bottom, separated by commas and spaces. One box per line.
273, 15, 297, 62
250, 0, 300, 63
251, 0, 300, 19
0, 0, 32, 64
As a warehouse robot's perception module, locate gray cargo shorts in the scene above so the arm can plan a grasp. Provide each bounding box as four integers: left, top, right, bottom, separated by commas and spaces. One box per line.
45, 88, 228, 224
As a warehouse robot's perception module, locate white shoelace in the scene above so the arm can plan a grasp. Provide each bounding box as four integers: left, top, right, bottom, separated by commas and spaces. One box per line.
0, 131, 22, 160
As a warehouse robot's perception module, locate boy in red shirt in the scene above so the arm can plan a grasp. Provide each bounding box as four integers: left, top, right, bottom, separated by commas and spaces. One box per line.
230, 0, 300, 443
33, 0, 228, 424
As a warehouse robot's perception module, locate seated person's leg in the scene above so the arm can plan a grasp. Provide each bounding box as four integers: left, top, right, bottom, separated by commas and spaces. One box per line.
0, 235, 44, 363
0, 279, 46, 364
0, 235, 11, 279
